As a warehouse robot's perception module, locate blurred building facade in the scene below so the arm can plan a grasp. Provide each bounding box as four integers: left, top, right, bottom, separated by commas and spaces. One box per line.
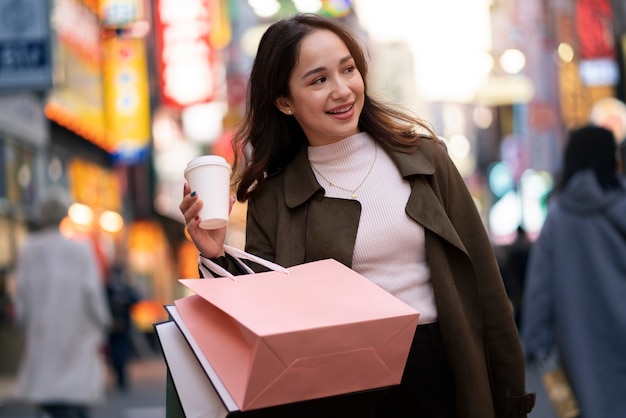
0, 0, 169, 374
478, 0, 626, 244
1, 0, 625, 378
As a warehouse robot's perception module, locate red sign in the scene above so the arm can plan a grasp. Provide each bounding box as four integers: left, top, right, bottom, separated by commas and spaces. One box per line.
154, 0, 217, 108
576, 0, 615, 59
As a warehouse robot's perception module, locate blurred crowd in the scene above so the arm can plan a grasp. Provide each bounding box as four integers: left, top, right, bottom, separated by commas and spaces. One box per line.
7, 193, 144, 418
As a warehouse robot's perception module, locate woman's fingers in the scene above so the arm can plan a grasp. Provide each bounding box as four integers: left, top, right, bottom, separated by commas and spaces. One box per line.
180, 184, 202, 225
178, 183, 228, 258
179, 183, 190, 213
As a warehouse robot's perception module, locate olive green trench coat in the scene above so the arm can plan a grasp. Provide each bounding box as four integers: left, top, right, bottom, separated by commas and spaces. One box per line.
166, 137, 534, 418
241, 138, 534, 418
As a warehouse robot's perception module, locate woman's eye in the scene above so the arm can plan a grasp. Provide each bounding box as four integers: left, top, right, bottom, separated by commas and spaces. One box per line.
345, 65, 356, 73
313, 76, 327, 84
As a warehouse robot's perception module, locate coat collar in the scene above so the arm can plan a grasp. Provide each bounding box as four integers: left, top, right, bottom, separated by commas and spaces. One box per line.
283, 139, 436, 209
280, 137, 466, 254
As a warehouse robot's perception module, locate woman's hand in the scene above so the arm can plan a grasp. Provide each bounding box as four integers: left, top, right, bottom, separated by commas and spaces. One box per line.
179, 182, 233, 258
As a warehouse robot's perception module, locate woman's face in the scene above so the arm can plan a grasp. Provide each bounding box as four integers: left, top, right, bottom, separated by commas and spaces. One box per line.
276, 29, 365, 146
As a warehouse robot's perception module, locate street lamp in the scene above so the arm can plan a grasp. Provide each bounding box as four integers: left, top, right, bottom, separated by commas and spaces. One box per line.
500, 48, 526, 75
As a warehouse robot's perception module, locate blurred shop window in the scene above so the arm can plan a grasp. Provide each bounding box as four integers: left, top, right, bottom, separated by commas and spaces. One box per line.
4, 137, 38, 210
0, 139, 5, 199
0, 267, 15, 326
0, 218, 12, 268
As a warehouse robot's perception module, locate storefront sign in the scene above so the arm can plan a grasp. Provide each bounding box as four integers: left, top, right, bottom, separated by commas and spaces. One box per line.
103, 35, 151, 163
100, 0, 143, 27
52, 0, 101, 63
46, 40, 108, 149
46, 0, 109, 150
68, 159, 122, 211
154, 0, 217, 108
0, 0, 52, 91
576, 0, 614, 60
579, 58, 619, 86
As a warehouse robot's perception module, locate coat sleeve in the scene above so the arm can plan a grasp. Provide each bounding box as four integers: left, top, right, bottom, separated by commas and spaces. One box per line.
520, 212, 556, 362
432, 142, 534, 416
196, 196, 278, 277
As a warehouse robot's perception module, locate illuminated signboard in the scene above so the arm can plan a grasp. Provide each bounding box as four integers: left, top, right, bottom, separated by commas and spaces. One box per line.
100, 0, 143, 27
576, 0, 618, 86
576, 0, 614, 60
0, 0, 52, 91
45, 0, 109, 150
154, 0, 217, 108
103, 35, 151, 163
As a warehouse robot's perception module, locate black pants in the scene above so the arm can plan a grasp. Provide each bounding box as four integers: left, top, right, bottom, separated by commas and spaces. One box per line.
109, 333, 133, 390
374, 322, 457, 418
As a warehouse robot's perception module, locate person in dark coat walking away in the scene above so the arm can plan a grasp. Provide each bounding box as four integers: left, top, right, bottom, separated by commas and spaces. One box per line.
522, 124, 626, 418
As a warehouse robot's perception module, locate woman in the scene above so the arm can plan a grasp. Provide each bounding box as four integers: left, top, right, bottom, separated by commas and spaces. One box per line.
180, 13, 534, 418
522, 124, 626, 418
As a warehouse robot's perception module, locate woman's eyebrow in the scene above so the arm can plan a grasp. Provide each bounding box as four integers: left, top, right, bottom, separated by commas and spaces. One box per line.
301, 55, 354, 80
302, 66, 326, 79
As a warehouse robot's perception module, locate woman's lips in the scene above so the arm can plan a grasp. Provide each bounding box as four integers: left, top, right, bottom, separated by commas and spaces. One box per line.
327, 104, 354, 119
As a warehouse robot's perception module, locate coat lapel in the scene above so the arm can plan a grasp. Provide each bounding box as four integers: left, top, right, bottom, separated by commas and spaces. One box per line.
280, 140, 468, 265
386, 143, 468, 255
281, 146, 361, 267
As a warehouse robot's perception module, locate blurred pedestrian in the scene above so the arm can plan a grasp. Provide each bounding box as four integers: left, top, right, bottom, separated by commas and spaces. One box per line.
105, 264, 141, 392
13, 193, 112, 418
179, 13, 535, 418
496, 226, 531, 329
521, 124, 626, 417
589, 97, 626, 175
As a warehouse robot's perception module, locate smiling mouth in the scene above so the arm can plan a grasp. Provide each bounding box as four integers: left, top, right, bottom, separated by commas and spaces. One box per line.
327, 105, 353, 114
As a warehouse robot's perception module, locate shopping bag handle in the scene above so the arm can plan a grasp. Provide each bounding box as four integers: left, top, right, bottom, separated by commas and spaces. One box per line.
200, 245, 290, 282
224, 245, 291, 275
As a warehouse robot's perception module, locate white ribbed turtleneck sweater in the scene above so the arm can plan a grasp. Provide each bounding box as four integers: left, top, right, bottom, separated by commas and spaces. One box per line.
308, 132, 437, 324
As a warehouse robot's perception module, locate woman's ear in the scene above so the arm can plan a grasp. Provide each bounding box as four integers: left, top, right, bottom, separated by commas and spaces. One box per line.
275, 97, 293, 115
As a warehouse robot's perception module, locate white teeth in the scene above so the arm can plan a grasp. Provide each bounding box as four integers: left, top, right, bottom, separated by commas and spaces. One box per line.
328, 106, 351, 114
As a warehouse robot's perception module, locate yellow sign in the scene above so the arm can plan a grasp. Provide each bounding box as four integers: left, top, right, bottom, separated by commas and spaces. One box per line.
68, 159, 122, 211
103, 36, 151, 163
46, 41, 110, 151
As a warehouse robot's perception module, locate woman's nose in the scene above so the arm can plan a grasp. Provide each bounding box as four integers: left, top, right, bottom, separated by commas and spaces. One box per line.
331, 77, 351, 98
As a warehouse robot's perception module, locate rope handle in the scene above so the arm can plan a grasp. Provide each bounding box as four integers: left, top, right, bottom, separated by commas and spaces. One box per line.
224, 245, 291, 275
200, 246, 290, 282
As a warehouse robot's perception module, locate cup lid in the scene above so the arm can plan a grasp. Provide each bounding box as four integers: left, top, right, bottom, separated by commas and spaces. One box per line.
184, 155, 231, 173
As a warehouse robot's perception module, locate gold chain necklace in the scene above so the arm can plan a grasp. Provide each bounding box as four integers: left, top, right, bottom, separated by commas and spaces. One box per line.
310, 143, 378, 199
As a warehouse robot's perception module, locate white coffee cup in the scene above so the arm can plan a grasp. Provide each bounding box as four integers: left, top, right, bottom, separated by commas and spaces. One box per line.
184, 155, 232, 230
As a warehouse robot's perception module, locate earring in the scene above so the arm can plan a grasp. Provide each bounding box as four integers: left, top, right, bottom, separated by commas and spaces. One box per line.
287, 109, 292, 115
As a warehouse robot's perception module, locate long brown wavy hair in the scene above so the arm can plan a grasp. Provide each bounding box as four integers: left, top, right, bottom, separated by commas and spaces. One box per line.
232, 13, 435, 201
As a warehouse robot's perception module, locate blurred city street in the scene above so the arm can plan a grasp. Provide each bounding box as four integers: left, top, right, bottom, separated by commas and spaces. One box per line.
1, 0, 622, 417
0, 354, 167, 418
0, 351, 559, 418
526, 361, 558, 418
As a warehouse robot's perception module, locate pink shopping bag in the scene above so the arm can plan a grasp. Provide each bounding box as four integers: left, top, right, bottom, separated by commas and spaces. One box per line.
173, 251, 420, 412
